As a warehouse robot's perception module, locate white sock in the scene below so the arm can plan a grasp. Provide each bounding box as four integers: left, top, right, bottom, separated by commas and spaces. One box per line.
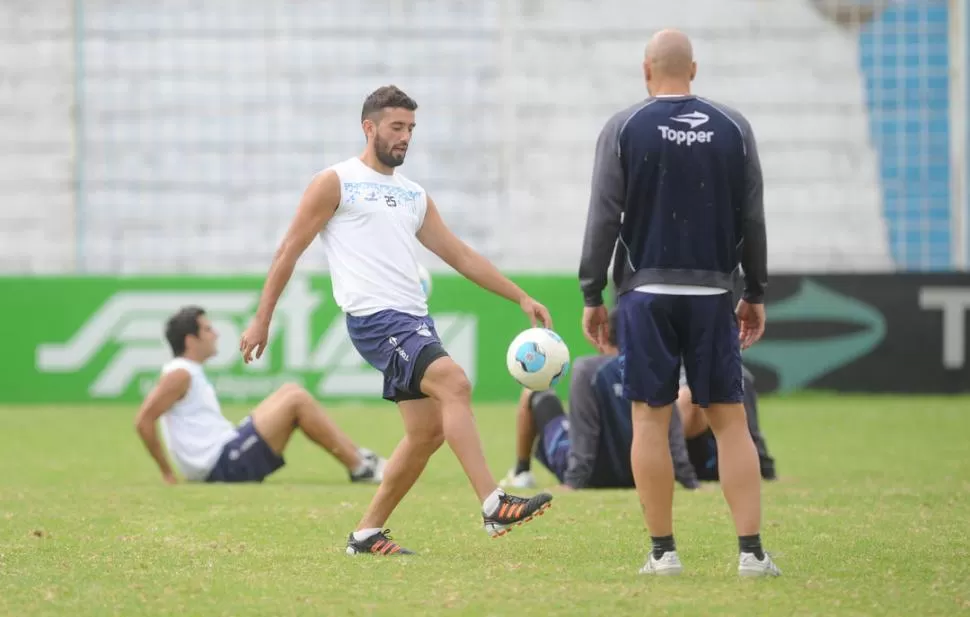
352, 527, 382, 542
482, 488, 505, 516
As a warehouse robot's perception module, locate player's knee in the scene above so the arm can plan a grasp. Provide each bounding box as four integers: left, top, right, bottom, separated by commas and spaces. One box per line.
447, 374, 472, 402
705, 403, 747, 435
409, 422, 445, 452
677, 385, 692, 406
278, 382, 313, 417
631, 401, 671, 433
677, 387, 700, 422
277, 382, 306, 398
529, 390, 565, 431
424, 360, 472, 403
428, 430, 446, 451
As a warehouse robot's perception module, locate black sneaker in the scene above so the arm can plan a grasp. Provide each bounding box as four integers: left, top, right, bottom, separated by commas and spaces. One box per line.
760, 459, 777, 481
482, 491, 553, 537
349, 449, 385, 484
345, 529, 414, 556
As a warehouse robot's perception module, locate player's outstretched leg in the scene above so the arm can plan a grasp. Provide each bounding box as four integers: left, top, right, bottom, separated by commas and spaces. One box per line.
631, 401, 683, 576
677, 386, 710, 441
249, 383, 385, 483
421, 357, 552, 537
346, 397, 443, 556
706, 403, 780, 577
500, 389, 539, 489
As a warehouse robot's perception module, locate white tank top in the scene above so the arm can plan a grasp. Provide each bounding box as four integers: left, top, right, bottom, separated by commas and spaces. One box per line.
157, 358, 237, 481
317, 157, 429, 317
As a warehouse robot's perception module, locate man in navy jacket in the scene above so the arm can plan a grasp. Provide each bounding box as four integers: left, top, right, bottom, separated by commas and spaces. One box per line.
578, 29, 779, 578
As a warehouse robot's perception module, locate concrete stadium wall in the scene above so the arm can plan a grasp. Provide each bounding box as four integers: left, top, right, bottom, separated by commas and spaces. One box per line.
0, 1, 76, 273
0, 0, 940, 275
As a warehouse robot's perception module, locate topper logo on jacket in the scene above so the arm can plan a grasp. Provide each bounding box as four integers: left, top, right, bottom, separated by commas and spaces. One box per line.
659, 111, 714, 145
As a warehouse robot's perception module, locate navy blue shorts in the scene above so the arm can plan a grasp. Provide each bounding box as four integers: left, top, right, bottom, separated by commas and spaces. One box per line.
616, 291, 743, 407
346, 309, 449, 402
205, 416, 285, 483
534, 416, 571, 483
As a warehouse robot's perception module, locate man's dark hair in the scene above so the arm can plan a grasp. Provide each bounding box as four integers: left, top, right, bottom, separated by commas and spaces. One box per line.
608, 307, 620, 348
165, 306, 206, 356
361, 85, 418, 122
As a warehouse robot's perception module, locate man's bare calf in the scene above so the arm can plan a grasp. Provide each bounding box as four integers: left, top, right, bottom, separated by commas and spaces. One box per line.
250, 383, 386, 483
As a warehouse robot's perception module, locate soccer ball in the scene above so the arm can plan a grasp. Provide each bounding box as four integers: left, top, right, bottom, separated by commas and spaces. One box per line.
506, 328, 571, 391
417, 264, 432, 298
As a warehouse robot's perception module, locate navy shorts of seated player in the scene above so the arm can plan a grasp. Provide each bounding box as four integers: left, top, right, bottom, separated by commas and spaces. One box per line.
346, 309, 450, 401
206, 416, 285, 483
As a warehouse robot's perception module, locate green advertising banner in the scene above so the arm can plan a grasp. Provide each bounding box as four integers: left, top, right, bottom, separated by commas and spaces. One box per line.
0, 274, 598, 404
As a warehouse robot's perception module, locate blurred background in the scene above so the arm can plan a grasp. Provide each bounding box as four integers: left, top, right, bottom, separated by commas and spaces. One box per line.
1, 0, 967, 403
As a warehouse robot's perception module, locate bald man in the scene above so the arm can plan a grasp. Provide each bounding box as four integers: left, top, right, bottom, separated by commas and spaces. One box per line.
578, 30, 779, 577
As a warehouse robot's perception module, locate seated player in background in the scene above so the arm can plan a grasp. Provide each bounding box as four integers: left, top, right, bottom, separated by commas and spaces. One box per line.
134, 306, 386, 485
502, 310, 777, 489
677, 366, 777, 482
501, 309, 701, 491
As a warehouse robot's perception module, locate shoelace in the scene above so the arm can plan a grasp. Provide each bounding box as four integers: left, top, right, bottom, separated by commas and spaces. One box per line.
369, 529, 402, 554
493, 496, 531, 520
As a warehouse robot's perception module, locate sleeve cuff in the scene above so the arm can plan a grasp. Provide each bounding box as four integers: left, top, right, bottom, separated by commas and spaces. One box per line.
742, 289, 765, 304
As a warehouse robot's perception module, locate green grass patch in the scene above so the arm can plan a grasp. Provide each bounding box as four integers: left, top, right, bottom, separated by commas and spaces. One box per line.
1, 396, 969, 616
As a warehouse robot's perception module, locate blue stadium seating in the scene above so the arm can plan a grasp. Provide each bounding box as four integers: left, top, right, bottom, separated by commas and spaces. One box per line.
859, 1, 952, 270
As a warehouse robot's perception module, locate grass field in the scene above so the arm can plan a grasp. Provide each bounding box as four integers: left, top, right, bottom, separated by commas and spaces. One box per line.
2, 395, 969, 616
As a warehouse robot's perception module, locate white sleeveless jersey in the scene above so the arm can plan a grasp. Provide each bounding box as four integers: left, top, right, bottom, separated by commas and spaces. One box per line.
157, 358, 237, 481
318, 157, 429, 317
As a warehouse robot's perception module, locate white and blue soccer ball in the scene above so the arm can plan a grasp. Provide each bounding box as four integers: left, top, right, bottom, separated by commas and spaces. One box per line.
506, 327, 571, 391
417, 263, 433, 299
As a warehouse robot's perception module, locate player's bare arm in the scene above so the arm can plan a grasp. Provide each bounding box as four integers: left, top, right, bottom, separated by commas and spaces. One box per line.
417, 195, 552, 328
134, 368, 190, 484
241, 170, 341, 363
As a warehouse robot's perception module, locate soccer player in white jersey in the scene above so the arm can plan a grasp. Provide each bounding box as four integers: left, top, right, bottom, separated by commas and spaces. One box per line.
240, 85, 554, 556
135, 306, 387, 485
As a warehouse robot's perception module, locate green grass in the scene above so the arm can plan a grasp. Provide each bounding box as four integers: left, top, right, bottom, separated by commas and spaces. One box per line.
1, 395, 969, 616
